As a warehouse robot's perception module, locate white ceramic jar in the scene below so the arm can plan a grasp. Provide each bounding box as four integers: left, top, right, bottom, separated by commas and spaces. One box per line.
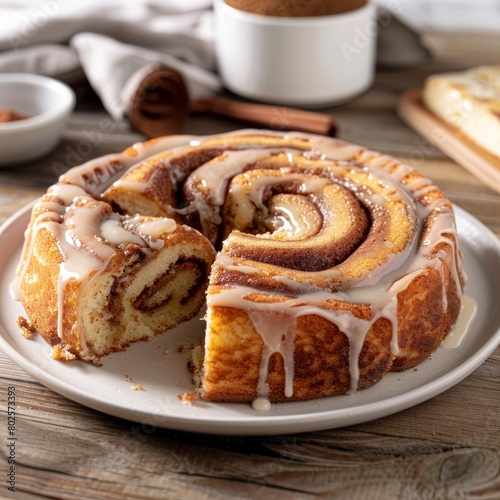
213, 0, 377, 107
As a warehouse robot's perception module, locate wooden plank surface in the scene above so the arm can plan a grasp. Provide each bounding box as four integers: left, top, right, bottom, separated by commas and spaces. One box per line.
1, 60, 500, 499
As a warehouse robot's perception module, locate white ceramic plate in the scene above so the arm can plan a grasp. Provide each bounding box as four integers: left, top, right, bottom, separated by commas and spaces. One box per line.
1, 204, 499, 436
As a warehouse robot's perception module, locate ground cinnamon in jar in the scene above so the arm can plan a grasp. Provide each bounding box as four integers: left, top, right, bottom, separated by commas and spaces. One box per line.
224, 0, 367, 17
0, 108, 31, 123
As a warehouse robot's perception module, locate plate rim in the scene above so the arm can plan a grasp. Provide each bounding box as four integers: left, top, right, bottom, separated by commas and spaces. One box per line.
0, 203, 499, 435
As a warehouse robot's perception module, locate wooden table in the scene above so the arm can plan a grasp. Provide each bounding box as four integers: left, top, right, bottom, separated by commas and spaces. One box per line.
1, 59, 500, 499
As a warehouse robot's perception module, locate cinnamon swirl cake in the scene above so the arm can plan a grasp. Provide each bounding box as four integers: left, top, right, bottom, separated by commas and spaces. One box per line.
15, 130, 466, 405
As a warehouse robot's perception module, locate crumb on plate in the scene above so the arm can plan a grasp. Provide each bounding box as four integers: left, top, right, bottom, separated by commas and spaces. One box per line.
178, 391, 199, 406
51, 345, 76, 361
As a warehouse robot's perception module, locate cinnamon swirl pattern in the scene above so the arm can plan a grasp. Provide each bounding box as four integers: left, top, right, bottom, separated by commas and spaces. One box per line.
15, 130, 466, 405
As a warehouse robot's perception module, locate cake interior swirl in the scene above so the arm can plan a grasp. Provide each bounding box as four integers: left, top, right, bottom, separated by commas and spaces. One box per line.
14, 129, 467, 407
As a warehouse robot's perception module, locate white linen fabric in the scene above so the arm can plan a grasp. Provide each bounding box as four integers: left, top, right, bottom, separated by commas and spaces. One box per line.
0, 0, 221, 121
2, 0, 498, 120
374, 0, 500, 66
71, 32, 220, 120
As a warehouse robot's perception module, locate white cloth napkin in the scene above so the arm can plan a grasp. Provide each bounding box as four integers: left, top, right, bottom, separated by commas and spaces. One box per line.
0, 0, 221, 122
374, 0, 500, 66
71, 32, 220, 121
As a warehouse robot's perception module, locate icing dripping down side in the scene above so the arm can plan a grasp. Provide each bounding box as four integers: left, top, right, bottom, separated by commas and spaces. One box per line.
13, 135, 189, 345
441, 295, 477, 349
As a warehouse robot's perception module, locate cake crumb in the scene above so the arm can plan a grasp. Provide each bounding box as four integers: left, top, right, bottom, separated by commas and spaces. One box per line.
125, 374, 134, 382
163, 348, 169, 357
177, 344, 184, 353
132, 384, 144, 391
17, 316, 37, 339
178, 391, 198, 405
51, 345, 76, 361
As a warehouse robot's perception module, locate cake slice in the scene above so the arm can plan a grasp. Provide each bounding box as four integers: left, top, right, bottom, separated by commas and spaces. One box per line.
422, 65, 500, 158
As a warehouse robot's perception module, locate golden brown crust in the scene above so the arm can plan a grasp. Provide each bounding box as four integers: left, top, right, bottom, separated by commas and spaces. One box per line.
19, 225, 69, 348
201, 301, 396, 403
201, 259, 462, 403
392, 261, 461, 372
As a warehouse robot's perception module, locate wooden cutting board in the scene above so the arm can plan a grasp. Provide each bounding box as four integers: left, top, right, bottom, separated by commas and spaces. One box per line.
397, 89, 500, 194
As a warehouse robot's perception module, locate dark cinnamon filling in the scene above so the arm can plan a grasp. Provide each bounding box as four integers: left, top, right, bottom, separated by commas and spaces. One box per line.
133, 258, 207, 311
107, 278, 124, 322
172, 149, 223, 204
226, 190, 371, 272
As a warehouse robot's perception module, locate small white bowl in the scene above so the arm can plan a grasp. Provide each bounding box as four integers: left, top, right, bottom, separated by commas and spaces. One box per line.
214, 0, 377, 107
0, 73, 76, 167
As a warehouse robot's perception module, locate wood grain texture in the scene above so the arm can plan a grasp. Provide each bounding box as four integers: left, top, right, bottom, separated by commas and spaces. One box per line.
398, 89, 500, 194
1, 59, 500, 499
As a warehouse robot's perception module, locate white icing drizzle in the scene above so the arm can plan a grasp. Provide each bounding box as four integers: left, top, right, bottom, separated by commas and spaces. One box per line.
182, 149, 297, 234
269, 203, 312, 237
100, 217, 146, 247
136, 218, 177, 238
251, 397, 271, 411
244, 169, 330, 214
441, 295, 477, 348
122, 216, 177, 251
245, 308, 297, 399
61, 135, 194, 197
208, 286, 399, 396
